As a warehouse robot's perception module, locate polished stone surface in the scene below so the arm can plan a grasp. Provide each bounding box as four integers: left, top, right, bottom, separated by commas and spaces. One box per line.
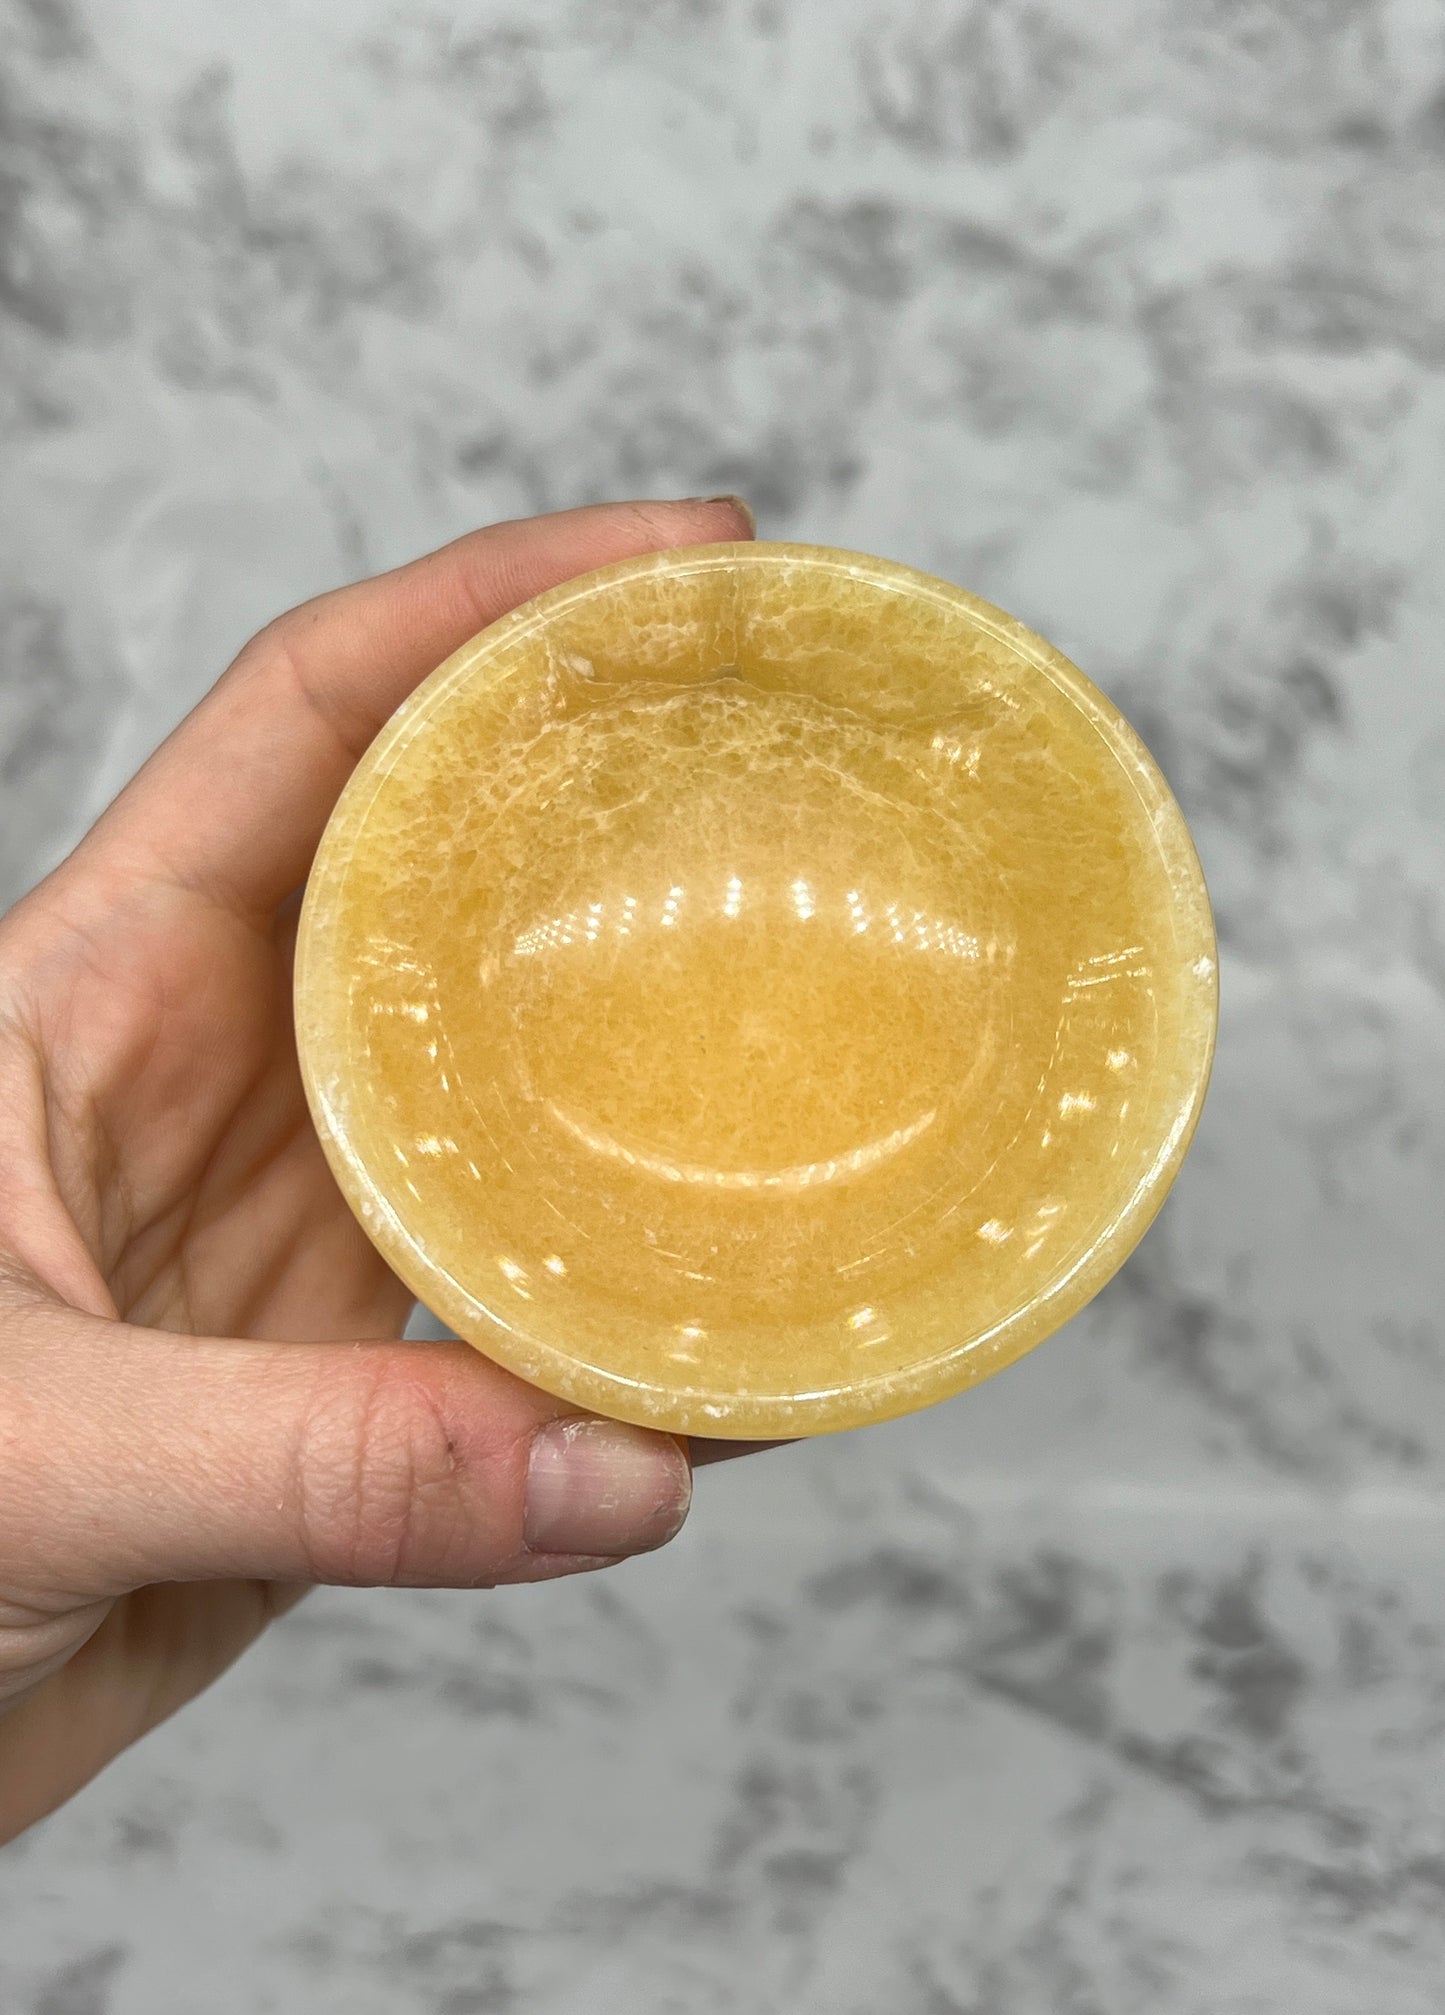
2, 0, 1444, 2007
297, 544, 1214, 1435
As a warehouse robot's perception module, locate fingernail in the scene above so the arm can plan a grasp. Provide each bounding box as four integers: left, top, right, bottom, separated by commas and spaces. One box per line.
525, 1418, 692, 1557
689, 494, 756, 535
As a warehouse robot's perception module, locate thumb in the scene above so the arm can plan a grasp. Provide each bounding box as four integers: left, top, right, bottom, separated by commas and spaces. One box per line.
10, 1310, 692, 1598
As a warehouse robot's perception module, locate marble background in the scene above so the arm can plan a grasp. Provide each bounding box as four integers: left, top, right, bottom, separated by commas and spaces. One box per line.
2, 0, 1444, 2006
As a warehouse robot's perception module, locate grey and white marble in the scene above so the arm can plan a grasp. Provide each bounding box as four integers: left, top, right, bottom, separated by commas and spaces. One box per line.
3, 0, 1445, 2007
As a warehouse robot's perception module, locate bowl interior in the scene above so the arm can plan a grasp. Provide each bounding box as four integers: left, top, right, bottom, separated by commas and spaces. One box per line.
296, 544, 1216, 1436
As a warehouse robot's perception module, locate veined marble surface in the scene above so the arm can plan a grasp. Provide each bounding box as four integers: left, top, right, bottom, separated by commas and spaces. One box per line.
2, 0, 1444, 2007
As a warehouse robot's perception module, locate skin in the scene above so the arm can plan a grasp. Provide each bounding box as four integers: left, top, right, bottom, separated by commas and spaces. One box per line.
0, 497, 763, 1845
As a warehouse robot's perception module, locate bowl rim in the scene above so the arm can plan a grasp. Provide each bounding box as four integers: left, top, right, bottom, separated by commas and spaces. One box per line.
295, 540, 1219, 1438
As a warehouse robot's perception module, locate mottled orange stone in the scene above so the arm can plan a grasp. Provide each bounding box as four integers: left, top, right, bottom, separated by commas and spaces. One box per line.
295, 545, 1216, 1437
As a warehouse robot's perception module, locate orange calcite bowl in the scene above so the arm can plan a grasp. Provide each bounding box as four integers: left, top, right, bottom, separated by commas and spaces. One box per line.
295, 544, 1216, 1437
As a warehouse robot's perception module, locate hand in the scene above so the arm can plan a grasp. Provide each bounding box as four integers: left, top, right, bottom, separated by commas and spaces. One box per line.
0, 497, 756, 1843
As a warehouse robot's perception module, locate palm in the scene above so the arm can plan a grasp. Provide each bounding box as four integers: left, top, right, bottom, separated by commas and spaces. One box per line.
27, 868, 407, 1348
37, 877, 409, 1345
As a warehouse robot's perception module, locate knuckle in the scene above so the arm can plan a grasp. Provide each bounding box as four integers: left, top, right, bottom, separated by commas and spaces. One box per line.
247, 607, 374, 763
291, 1361, 479, 1586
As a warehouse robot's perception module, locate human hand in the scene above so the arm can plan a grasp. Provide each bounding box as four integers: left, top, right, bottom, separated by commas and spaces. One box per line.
0, 497, 755, 1843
